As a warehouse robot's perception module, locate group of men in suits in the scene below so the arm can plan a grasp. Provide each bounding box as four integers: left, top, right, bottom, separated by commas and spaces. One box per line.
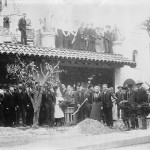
0, 85, 34, 127
74, 81, 148, 129
74, 83, 117, 127
0, 84, 57, 127
55, 23, 116, 53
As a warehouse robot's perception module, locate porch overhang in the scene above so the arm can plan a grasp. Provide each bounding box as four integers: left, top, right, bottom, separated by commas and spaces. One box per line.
0, 44, 136, 68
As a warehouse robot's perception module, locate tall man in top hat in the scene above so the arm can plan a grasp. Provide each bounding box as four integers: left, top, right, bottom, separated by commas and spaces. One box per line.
18, 13, 27, 45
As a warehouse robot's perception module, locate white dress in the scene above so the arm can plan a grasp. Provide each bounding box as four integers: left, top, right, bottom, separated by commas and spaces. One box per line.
54, 96, 64, 119
112, 98, 118, 121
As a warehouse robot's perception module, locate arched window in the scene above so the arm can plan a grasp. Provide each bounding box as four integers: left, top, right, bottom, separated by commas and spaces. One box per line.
132, 50, 138, 63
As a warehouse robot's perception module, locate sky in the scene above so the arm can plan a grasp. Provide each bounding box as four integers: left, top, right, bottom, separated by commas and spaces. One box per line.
1, 0, 150, 36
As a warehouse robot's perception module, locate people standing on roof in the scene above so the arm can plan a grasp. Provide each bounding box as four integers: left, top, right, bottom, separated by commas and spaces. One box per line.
18, 13, 27, 45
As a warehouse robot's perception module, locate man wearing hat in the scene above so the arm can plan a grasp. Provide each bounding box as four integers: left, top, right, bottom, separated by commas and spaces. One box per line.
135, 81, 148, 104
116, 86, 124, 119
126, 83, 138, 129
135, 81, 148, 129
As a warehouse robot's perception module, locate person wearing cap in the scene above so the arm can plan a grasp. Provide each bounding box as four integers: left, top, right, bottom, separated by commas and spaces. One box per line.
116, 86, 124, 119
135, 81, 148, 104
18, 13, 27, 45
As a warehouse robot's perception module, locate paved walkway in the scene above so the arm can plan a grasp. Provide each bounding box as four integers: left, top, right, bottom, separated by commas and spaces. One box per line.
1, 128, 150, 150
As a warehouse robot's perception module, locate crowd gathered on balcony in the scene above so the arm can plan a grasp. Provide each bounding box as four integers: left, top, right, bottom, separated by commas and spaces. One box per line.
54, 23, 117, 53
0, 13, 119, 53
16, 14, 119, 53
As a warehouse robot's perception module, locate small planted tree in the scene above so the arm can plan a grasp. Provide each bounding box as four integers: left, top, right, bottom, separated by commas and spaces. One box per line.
6, 55, 61, 127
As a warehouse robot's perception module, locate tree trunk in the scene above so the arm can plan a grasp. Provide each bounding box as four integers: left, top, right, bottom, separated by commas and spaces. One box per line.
32, 88, 44, 127
32, 74, 51, 128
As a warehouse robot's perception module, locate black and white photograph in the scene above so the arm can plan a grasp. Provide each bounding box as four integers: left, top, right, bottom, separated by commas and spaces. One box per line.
0, 0, 150, 149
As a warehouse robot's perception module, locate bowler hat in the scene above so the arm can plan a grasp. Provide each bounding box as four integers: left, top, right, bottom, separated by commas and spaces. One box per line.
123, 87, 127, 90
136, 81, 143, 85
118, 86, 123, 89
128, 83, 133, 88
88, 84, 93, 89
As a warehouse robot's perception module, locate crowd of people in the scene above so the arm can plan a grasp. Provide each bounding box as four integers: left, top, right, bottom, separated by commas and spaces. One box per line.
0, 80, 149, 130
73, 81, 149, 130
54, 23, 117, 53
17, 13, 118, 53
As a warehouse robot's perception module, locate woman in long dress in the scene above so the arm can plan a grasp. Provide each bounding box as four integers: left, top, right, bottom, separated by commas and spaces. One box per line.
90, 86, 102, 122
54, 87, 64, 126
109, 87, 118, 121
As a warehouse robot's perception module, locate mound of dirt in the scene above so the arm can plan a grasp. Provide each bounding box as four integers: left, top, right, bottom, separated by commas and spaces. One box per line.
76, 118, 107, 135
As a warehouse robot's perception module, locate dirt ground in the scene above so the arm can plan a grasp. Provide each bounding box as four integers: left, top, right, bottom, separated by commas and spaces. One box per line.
0, 119, 133, 148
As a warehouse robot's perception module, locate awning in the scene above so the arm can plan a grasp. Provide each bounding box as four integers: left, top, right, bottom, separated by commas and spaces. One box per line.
0, 43, 136, 68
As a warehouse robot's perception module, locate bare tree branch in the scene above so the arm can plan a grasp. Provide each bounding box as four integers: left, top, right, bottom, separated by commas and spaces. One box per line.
54, 61, 60, 69
40, 64, 46, 78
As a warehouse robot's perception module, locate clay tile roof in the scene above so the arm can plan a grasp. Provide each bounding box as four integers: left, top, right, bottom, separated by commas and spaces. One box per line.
0, 44, 136, 67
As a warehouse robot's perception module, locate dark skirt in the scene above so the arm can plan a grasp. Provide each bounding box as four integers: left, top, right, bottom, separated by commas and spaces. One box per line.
90, 102, 101, 122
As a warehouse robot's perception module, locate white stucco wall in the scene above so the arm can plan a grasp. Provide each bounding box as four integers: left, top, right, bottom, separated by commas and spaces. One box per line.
114, 28, 150, 90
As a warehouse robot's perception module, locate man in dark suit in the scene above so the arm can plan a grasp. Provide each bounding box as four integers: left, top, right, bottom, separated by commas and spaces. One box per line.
87, 24, 96, 52
42, 88, 56, 127
104, 25, 113, 53
101, 84, 115, 127
135, 81, 148, 104
85, 84, 94, 118
135, 81, 148, 129
18, 13, 27, 45
0, 90, 4, 126
126, 84, 138, 129
3, 87, 15, 126
116, 86, 124, 119
74, 84, 88, 123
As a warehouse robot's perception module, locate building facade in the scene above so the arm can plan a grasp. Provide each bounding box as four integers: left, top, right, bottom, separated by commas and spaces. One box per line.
114, 28, 150, 90
0, 2, 139, 90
